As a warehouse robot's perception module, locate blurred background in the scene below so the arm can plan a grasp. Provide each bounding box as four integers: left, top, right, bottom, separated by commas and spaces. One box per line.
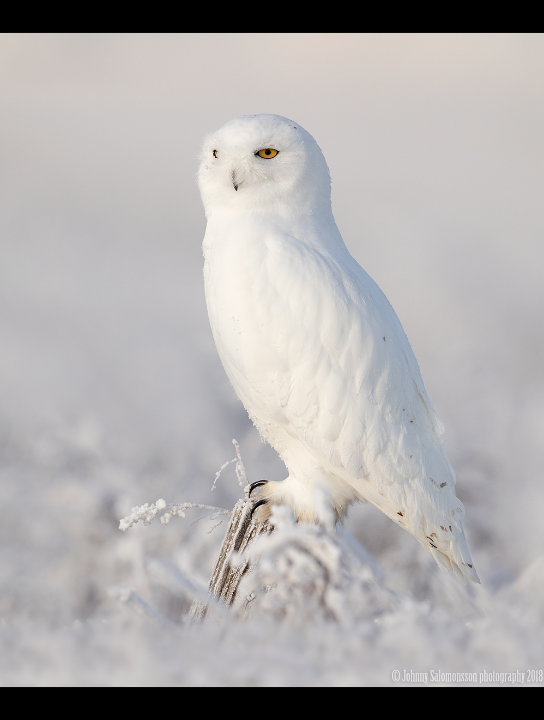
1, 33, 543, 683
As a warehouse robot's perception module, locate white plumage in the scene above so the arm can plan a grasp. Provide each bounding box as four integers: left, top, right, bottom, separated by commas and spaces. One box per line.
198, 114, 479, 584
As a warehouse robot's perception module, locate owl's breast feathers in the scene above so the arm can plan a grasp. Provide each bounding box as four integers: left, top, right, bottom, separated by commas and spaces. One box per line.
204, 219, 479, 583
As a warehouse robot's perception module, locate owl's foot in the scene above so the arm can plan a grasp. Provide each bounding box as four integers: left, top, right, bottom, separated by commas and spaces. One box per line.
250, 498, 268, 521
248, 480, 268, 498
247, 480, 271, 522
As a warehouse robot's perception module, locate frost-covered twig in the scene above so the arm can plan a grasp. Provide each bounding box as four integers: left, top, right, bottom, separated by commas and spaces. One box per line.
189, 509, 232, 534
119, 499, 230, 532
211, 457, 237, 491
209, 438, 247, 491
118, 444, 274, 621
232, 438, 248, 488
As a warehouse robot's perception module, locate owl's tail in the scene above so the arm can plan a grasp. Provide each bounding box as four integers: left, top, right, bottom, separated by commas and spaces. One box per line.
419, 523, 480, 585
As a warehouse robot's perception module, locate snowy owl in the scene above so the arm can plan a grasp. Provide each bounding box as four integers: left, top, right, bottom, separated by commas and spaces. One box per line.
198, 114, 479, 584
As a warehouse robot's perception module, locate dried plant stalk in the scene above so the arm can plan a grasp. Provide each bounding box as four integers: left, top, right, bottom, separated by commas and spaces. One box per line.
191, 495, 273, 620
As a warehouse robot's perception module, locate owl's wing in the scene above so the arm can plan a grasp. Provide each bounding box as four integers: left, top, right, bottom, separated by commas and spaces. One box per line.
249, 231, 479, 584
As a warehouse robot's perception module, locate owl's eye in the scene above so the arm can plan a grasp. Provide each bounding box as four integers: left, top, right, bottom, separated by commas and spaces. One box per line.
256, 148, 279, 159
213, 149, 218, 158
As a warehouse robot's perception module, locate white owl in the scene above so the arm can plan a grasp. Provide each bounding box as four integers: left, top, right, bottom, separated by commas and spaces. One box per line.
198, 114, 479, 584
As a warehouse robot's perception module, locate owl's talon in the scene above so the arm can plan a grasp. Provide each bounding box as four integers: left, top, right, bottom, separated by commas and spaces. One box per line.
248, 480, 268, 497
250, 498, 268, 520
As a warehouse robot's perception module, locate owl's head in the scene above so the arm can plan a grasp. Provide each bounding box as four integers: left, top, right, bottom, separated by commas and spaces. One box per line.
197, 114, 331, 218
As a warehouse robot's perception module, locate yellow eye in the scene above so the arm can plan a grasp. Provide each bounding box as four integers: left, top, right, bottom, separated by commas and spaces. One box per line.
256, 148, 279, 159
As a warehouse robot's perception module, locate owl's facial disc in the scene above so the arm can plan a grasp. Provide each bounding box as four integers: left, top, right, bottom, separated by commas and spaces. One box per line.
198, 114, 331, 216
230, 149, 279, 191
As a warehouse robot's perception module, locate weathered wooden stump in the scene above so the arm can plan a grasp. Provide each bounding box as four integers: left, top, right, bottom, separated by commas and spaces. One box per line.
191, 492, 273, 620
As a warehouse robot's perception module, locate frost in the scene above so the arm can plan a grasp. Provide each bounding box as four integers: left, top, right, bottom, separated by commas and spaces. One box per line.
211, 457, 237, 491
232, 438, 249, 488
237, 504, 393, 625
119, 500, 230, 531
2, 428, 544, 686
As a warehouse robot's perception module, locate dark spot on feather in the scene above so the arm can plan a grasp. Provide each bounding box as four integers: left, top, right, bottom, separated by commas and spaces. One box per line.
430, 532, 437, 537
383, 337, 386, 341
440, 482, 447, 488
397, 512, 403, 516
468, 564, 473, 568
440, 526, 447, 531
410, 420, 413, 423
430, 543, 437, 549
449, 526, 452, 532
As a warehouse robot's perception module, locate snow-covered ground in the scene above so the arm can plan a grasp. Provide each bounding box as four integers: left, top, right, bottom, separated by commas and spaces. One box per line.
1, 34, 543, 685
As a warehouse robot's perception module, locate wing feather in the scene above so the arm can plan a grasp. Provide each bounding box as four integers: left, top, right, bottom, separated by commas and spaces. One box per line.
254, 231, 478, 582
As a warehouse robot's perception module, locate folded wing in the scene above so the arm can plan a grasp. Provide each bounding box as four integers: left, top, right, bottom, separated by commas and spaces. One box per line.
250, 232, 479, 584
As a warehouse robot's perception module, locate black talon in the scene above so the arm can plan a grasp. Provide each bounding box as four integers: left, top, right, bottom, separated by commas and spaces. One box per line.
248, 480, 268, 497
250, 498, 268, 520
